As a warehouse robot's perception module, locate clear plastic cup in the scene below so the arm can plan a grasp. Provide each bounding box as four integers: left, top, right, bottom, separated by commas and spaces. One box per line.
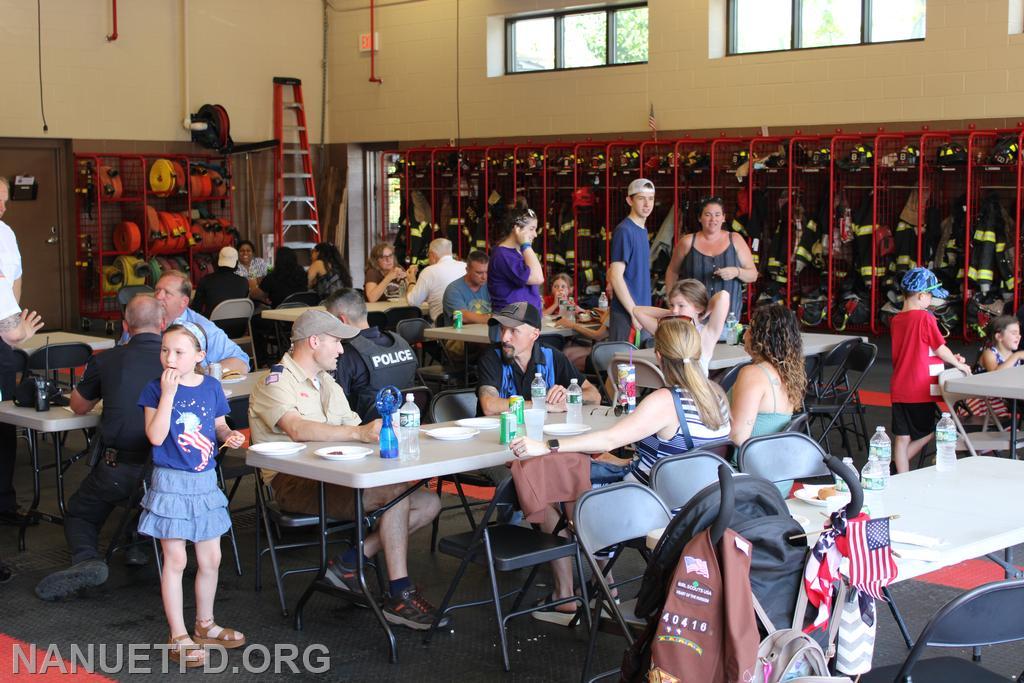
524, 408, 546, 442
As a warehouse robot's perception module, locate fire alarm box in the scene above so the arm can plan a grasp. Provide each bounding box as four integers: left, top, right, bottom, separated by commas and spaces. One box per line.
11, 175, 38, 201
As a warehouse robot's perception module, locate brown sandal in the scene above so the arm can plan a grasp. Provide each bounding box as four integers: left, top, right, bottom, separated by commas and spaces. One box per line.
168, 634, 206, 668
193, 620, 246, 649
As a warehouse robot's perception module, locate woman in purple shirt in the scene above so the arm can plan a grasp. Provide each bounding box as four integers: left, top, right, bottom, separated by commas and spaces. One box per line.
488, 208, 544, 311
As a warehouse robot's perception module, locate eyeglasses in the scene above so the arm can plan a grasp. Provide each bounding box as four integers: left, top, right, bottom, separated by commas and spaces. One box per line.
660, 314, 696, 326
380, 252, 395, 259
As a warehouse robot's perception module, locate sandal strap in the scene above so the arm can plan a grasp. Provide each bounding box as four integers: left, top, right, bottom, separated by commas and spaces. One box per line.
195, 621, 241, 641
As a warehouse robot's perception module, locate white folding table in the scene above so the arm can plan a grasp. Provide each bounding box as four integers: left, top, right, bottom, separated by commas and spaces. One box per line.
246, 409, 621, 662
260, 299, 429, 323
620, 332, 864, 384
16, 331, 116, 353
944, 367, 1024, 458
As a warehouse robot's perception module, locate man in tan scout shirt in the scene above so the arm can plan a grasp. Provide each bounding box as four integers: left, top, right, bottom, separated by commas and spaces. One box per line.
249, 310, 446, 630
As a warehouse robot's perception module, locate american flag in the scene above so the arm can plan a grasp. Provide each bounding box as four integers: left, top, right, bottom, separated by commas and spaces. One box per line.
178, 430, 215, 471
648, 103, 657, 140
802, 508, 845, 631
845, 516, 898, 600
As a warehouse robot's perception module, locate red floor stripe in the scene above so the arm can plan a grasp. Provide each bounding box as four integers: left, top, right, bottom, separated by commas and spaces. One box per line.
860, 390, 892, 407
0, 633, 116, 679
914, 558, 1024, 591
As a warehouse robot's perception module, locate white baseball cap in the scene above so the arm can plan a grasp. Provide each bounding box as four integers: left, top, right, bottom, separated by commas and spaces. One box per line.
627, 178, 656, 196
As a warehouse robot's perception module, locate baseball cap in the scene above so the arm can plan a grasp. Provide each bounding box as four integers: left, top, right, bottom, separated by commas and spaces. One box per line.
488, 302, 542, 331
901, 267, 949, 298
626, 178, 656, 196
218, 246, 239, 268
291, 309, 359, 342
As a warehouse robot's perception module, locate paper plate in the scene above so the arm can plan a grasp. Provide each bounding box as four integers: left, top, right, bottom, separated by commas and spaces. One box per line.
315, 446, 373, 461
793, 485, 850, 508
221, 375, 246, 384
249, 442, 306, 457
543, 423, 592, 436
421, 427, 479, 441
456, 417, 500, 430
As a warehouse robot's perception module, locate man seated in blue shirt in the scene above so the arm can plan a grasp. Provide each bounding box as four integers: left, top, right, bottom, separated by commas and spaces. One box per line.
441, 250, 491, 360
132, 270, 250, 375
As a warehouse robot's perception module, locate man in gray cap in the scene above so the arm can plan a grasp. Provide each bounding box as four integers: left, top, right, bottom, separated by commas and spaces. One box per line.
248, 310, 445, 631
608, 177, 656, 342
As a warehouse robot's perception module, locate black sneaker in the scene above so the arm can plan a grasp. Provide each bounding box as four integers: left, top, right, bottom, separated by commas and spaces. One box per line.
383, 586, 449, 631
325, 558, 361, 593
0, 560, 12, 585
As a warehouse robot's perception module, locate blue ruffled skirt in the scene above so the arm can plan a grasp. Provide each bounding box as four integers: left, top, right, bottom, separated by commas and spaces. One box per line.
138, 466, 230, 542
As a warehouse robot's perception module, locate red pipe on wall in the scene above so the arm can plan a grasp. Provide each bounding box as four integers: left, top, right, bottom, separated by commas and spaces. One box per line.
106, 0, 118, 41
369, 0, 382, 83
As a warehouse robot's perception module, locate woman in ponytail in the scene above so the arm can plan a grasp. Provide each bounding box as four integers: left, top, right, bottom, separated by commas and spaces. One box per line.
511, 317, 731, 485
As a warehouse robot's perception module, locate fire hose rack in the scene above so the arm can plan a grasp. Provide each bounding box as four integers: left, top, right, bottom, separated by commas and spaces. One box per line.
379, 126, 1024, 339
75, 153, 236, 323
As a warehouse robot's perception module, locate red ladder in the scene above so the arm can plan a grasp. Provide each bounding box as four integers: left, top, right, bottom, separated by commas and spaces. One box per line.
273, 77, 320, 251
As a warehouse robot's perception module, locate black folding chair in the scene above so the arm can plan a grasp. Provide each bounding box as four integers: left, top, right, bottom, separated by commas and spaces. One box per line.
399, 385, 432, 418
714, 360, 752, 393
805, 341, 877, 456
423, 476, 590, 671
367, 311, 388, 330
396, 318, 459, 390
279, 290, 319, 307
538, 333, 565, 351
27, 342, 93, 391
426, 388, 492, 550
385, 305, 424, 330
861, 578, 1024, 683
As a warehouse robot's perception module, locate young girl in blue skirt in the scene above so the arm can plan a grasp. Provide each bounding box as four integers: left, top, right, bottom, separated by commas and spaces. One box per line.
139, 322, 246, 667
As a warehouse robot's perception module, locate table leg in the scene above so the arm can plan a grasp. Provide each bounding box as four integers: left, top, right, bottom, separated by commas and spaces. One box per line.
293, 482, 328, 631
1012, 398, 1019, 460
19, 429, 42, 551
355, 488, 398, 663
53, 436, 67, 520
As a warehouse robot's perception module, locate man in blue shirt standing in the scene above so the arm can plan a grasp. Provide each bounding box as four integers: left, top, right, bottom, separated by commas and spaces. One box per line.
608, 178, 656, 343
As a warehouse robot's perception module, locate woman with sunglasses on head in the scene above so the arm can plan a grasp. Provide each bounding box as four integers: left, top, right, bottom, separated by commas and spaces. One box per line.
364, 242, 414, 303
665, 197, 757, 323
729, 304, 806, 447
633, 279, 730, 376
488, 208, 544, 312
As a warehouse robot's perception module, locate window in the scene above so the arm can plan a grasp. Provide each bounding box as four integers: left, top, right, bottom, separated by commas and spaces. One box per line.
507, 4, 648, 73
729, 0, 925, 55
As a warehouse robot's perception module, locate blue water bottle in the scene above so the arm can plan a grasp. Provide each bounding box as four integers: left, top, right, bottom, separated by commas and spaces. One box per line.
375, 386, 402, 459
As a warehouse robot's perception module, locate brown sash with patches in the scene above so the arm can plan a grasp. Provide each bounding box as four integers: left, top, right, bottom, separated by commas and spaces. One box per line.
648, 528, 759, 683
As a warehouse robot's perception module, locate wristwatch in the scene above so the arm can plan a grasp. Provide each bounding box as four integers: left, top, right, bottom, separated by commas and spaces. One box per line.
547, 439, 560, 453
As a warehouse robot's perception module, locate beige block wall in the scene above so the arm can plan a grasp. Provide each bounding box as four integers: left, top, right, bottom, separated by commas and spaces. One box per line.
328, 0, 1024, 143
0, 0, 325, 143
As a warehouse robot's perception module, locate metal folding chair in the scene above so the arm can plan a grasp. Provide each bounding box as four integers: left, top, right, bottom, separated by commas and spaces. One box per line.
209, 298, 256, 367
650, 451, 734, 513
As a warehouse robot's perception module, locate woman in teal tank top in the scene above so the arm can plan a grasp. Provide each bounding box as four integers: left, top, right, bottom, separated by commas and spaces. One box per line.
729, 305, 807, 494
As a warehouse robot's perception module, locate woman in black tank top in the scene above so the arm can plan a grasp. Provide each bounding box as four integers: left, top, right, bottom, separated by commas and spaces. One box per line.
666, 197, 757, 319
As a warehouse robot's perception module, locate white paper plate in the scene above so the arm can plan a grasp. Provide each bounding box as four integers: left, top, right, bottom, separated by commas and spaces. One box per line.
456, 417, 500, 430
249, 442, 306, 457
543, 423, 592, 436
793, 485, 850, 508
421, 427, 479, 441
315, 446, 373, 461
221, 375, 246, 384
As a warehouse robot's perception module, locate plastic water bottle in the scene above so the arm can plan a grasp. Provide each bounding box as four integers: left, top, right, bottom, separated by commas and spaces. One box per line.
860, 454, 885, 515
531, 372, 547, 411
566, 378, 583, 424
869, 426, 892, 488
725, 312, 739, 345
835, 457, 854, 493
398, 393, 421, 461
935, 412, 958, 472
597, 292, 609, 310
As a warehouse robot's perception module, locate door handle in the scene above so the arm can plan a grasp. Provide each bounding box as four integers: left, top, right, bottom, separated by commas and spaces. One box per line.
46, 226, 58, 245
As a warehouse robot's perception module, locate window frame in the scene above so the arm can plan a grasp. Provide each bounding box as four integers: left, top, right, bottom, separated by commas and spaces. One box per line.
505, 2, 648, 75
727, 0, 925, 56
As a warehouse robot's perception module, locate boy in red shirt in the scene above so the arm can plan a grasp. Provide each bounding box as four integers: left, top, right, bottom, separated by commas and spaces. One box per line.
890, 268, 971, 473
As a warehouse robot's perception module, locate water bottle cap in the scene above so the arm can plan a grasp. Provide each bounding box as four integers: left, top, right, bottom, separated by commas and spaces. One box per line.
876, 426, 885, 432
535, 372, 542, 377
941, 411, 950, 417
570, 378, 578, 384
406, 393, 414, 401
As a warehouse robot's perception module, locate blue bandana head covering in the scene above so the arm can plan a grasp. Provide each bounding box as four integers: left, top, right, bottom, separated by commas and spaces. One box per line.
175, 321, 207, 352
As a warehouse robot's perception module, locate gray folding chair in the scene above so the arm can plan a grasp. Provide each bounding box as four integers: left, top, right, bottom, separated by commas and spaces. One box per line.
735, 432, 831, 482
575, 482, 673, 683
650, 451, 734, 513
589, 341, 636, 404
209, 298, 256, 366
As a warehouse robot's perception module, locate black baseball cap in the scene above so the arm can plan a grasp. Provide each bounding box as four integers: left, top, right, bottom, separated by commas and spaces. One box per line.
488, 302, 542, 331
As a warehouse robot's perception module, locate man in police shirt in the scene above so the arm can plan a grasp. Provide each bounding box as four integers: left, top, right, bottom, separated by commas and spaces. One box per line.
325, 288, 418, 422
249, 310, 446, 630
35, 295, 165, 600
